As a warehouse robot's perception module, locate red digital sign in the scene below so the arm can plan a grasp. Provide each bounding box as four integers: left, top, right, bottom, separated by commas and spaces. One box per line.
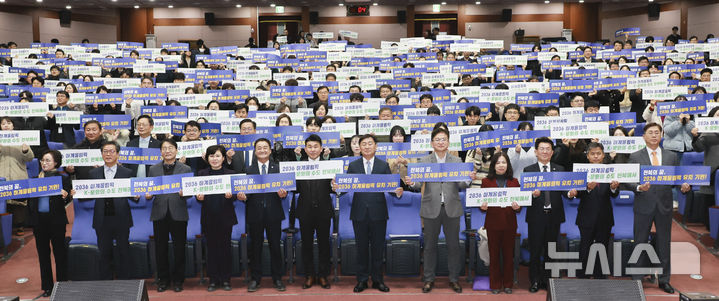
347, 5, 370, 16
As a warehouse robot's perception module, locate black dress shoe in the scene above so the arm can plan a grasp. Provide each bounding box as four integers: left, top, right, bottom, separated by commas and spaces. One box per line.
372, 281, 390, 292
42, 289, 52, 297
222, 282, 232, 291
659, 283, 675, 294
303, 277, 314, 289
173, 284, 183, 292
274, 280, 286, 292
247, 280, 259, 292
422, 281, 434, 293
318, 277, 331, 289
354, 281, 368, 293
207, 283, 217, 292
491, 289, 500, 294
504, 288, 513, 294
529, 282, 539, 293
157, 284, 168, 292
449, 282, 462, 293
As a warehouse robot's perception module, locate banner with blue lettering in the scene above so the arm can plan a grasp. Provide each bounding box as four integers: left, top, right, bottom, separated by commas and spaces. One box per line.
195, 55, 228, 65
196, 70, 234, 82
123, 88, 167, 101
118, 147, 162, 164
80, 114, 132, 130
407, 162, 474, 182
231, 173, 296, 194
515, 93, 560, 107
270, 86, 314, 99
207, 89, 250, 103
511, 44, 535, 52
500, 130, 551, 148
639, 165, 711, 186
282, 132, 341, 148
496, 70, 532, 82
0, 176, 62, 201
615, 27, 640, 37
375, 142, 428, 159
593, 78, 628, 90
563, 69, 599, 80
117, 41, 143, 49
331, 156, 387, 173
141, 106, 188, 119
656, 100, 707, 116
520, 172, 588, 191
549, 80, 595, 93
334, 174, 400, 193
441, 102, 490, 116
408, 115, 462, 131
216, 134, 274, 151
161, 43, 189, 52
376, 79, 412, 91
461, 131, 502, 150
130, 173, 191, 196
393, 68, 427, 79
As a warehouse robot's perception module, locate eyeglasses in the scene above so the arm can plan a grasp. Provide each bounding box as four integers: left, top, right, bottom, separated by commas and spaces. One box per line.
432, 138, 448, 142
102, 149, 117, 154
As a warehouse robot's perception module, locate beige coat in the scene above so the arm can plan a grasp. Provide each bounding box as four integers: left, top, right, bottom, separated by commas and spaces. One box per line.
0, 145, 34, 181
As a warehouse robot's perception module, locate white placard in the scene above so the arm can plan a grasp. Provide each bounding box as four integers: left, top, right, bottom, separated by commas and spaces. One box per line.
478, 89, 514, 103
0, 72, 18, 84
422, 72, 459, 85
46, 93, 86, 105
279, 160, 344, 180
187, 109, 232, 122
168, 94, 213, 107
72, 178, 132, 199
626, 77, 668, 90
176, 139, 217, 158
103, 78, 141, 90
181, 174, 233, 195
465, 187, 532, 207
68, 66, 102, 78
338, 30, 358, 39
313, 32, 334, 39
319, 43, 346, 52
326, 51, 353, 62
642, 87, 688, 100
320, 122, 357, 137
572, 163, 640, 183
358, 119, 411, 135
494, 55, 528, 66
0, 102, 48, 117
330, 102, 380, 117
156, 83, 193, 95
0, 130, 40, 146
59, 149, 104, 167
133, 63, 166, 74
597, 136, 646, 154
534, 116, 579, 131
235, 69, 272, 81
253, 112, 303, 127
151, 119, 173, 134
476, 40, 504, 49
50, 110, 82, 124
338, 79, 376, 91
450, 43, 482, 53
695, 117, 719, 133
550, 122, 609, 139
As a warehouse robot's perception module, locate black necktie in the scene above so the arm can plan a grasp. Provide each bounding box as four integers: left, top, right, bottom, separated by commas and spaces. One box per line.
542, 165, 551, 207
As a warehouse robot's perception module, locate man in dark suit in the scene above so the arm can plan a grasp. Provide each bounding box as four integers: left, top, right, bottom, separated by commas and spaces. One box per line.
227, 119, 257, 173
568, 142, 620, 279
237, 138, 287, 292
333, 134, 403, 293
623, 123, 690, 294
125, 115, 162, 177
295, 134, 335, 289
84, 141, 137, 280
146, 139, 193, 293
524, 137, 565, 293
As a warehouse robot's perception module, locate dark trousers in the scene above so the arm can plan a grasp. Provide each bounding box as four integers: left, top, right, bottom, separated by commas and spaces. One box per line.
352, 218, 387, 282
487, 228, 515, 289
96, 216, 130, 280
633, 210, 672, 284
33, 215, 68, 290
204, 222, 233, 284
153, 214, 188, 286
528, 220, 560, 284
248, 220, 283, 282
578, 225, 612, 278
299, 216, 331, 278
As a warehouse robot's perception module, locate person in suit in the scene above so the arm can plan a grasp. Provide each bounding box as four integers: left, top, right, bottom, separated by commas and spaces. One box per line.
45, 91, 81, 148
226, 119, 257, 173
80, 141, 136, 280
479, 152, 521, 294
405, 127, 476, 294
623, 122, 690, 294
65, 120, 106, 180
196, 145, 236, 292
295, 134, 335, 289
567, 142, 620, 279
333, 134, 403, 293
27, 150, 71, 297
524, 137, 566, 293
237, 138, 288, 292
125, 115, 162, 177
146, 139, 193, 293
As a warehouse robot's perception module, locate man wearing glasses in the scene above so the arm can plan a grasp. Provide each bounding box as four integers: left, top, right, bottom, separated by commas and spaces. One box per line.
125, 115, 162, 178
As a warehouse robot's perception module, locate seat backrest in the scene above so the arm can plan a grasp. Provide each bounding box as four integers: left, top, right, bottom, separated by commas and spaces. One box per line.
47, 142, 64, 150
680, 152, 704, 166
69, 199, 97, 245
338, 192, 354, 239
715, 170, 719, 206
128, 195, 153, 242
231, 200, 246, 241
74, 129, 85, 145
26, 159, 39, 178
386, 191, 422, 238
186, 196, 202, 241
612, 190, 634, 206
281, 192, 295, 230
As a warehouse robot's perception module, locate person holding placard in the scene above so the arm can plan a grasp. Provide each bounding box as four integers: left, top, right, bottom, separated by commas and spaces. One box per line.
405, 127, 476, 294
46, 91, 81, 148
238, 138, 288, 293
623, 123, 689, 294
295, 134, 334, 289
125, 115, 162, 178
147, 139, 193, 293
196, 145, 237, 292
479, 152, 521, 294
567, 142, 619, 279
0, 117, 35, 236
692, 107, 719, 230
226, 119, 257, 173
524, 137, 566, 293
84, 141, 136, 280
65, 120, 106, 180
27, 150, 71, 297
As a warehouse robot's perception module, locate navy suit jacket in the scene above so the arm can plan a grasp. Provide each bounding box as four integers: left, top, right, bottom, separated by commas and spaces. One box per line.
347, 157, 391, 221
523, 163, 566, 224
245, 160, 285, 224
88, 164, 135, 229
125, 136, 162, 177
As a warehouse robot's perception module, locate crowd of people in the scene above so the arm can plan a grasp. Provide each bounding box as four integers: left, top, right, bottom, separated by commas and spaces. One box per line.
0, 25, 717, 297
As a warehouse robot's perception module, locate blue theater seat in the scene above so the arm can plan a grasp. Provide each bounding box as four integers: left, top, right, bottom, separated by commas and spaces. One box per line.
338, 192, 358, 275
559, 195, 581, 252
74, 129, 85, 145
122, 195, 153, 279
26, 159, 39, 178
47, 141, 64, 150
677, 152, 704, 221
469, 207, 490, 277
385, 191, 421, 276
230, 199, 247, 279
149, 196, 202, 282
0, 199, 12, 252
68, 199, 101, 280
611, 190, 635, 276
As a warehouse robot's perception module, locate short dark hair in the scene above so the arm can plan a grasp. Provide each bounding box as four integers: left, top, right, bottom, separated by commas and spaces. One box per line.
56, 90, 69, 98
534, 136, 554, 149
101, 140, 121, 153
83, 120, 102, 130
305, 116, 322, 128
586, 142, 604, 152
184, 120, 201, 131
305, 134, 322, 146
431, 127, 449, 141
584, 100, 600, 110
254, 138, 271, 149
427, 105, 441, 115
643, 122, 663, 133
465, 106, 481, 116
419, 94, 433, 102
41, 149, 62, 169
137, 114, 154, 126
239, 118, 256, 130
359, 134, 377, 144
161, 138, 178, 149
350, 93, 364, 102
275, 113, 292, 126
487, 152, 513, 180
204, 145, 227, 162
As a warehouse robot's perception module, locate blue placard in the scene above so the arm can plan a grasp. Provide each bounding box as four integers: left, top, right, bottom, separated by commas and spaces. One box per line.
665, 64, 706, 78
194, 55, 228, 65
499, 130, 551, 148
9, 67, 47, 78
80, 114, 132, 130
118, 147, 162, 164
296, 51, 327, 61
280, 43, 310, 55
161, 43, 189, 52
683, 94, 714, 102
496, 70, 532, 82
376, 79, 412, 91
549, 80, 595, 93
84, 93, 124, 105
123, 88, 167, 101
328, 92, 370, 105
8, 86, 50, 100
441, 102, 490, 116
98, 58, 136, 68
375, 143, 428, 159
251, 53, 280, 63
379, 61, 404, 71
331, 155, 387, 172
349, 57, 383, 67
515, 93, 560, 107
461, 131, 502, 151
196, 70, 234, 82
231, 173, 296, 194
160, 61, 178, 71
270, 86, 314, 99
117, 41, 143, 49
541, 60, 571, 71
207, 89, 250, 103
333, 174, 400, 192
141, 106, 188, 119
563, 69, 599, 80
452, 64, 487, 74
511, 44, 535, 52
266, 58, 301, 69
307, 82, 339, 94
0, 177, 63, 201
0, 49, 11, 58
210, 46, 238, 56
379, 104, 414, 119
615, 27, 641, 37
668, 79, 699, 89
485, 121, 533, 131
656, 100, 707, 116
408, 115, 462, 131
393, 67, 427, 79
282, 132, 341, 148
77, 81, 103, 93
297, 61, 327, 72
130, 173, 191, 196
520, 172, 587, 191
593, 78, 628, 91
639, 165, 711, 186
216, 134, 275, 151
256, 126, 303, 140
407, 163, 474, 182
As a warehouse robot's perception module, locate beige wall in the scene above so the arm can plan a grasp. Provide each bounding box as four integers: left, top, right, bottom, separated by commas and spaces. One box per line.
600, 9, 680, 41
0, 12, 33, 47
38, 17, 117, 44
465, 21, 564, 47
313, 5, 401, 17
153, 25, 253, 47
154, 7, 252, 19
687, 3, 719, 40
310, 24, 407, 46
464, 3, 564, 15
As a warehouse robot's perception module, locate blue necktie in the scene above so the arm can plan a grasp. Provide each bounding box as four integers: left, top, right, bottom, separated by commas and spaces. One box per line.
366, 161, 372, 175
262, 163, 267, 175
38, 196, 50, 213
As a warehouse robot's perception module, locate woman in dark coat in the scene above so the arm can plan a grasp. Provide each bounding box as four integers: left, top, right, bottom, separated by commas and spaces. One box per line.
27, 150, 72, 297
196, 145, 237, 291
